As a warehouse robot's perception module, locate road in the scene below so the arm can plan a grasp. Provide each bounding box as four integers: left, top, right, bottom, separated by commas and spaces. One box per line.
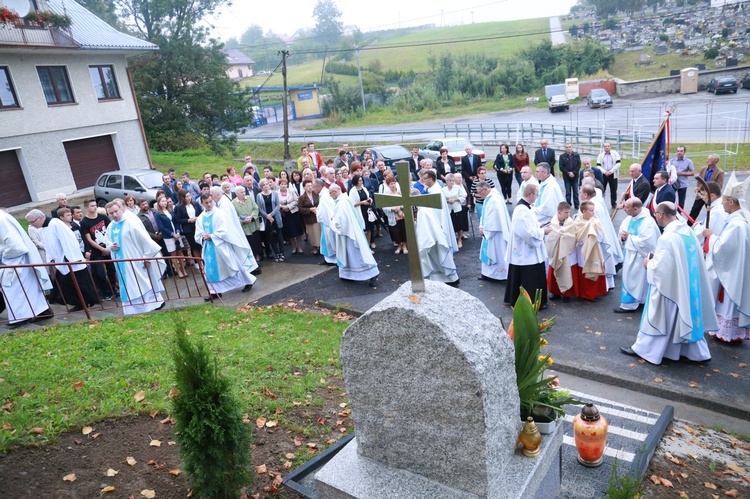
240, 90, 750, 146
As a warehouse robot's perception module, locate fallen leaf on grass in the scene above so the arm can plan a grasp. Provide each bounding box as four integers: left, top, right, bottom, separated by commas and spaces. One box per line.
254, 464, 267, 474
273, 474, 283, 486
739, 363, 747, 368
262, 387, 276, 399
265, 420, 278, 428
725, 490, 739, 497
106, 468, 119, 476
150, 439, 161, 447
283, 460, 293, 470
670, 457, 682, 465
82, 426, 93, 435
2, 422, 12, 431
134, 391, 146, 402
149, 410, 158, 418
167, 387, 179, 399
408, 294, 420, 304
169, 469, 181, 476
294, 436, 303, 447
678, 492, 688, 498
255, 417, 266, 428
653, 377, 663, 383
704, 482, 717, 489
141, 490, 156, 499
284, 452, 296, 459
63, 473, 76, 482
31, 427, 44, 434
101, 485, 115, 493
292, 401, 302, 406
126, 456, 137, 466
71, 381, 85, 390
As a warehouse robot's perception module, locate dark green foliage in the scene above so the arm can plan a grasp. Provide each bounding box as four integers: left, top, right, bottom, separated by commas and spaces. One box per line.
171, 319, 251, 498
704, 47, 719, 60
324, 61, 359, 76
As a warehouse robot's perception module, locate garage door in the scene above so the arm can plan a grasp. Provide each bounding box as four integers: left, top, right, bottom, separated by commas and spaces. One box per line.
64, 135, 119, 189
0, 150, 31, 207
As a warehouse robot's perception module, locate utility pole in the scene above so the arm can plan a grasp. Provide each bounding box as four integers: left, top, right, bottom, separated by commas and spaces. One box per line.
280, 49, 290, 161
356, 47, 366, 113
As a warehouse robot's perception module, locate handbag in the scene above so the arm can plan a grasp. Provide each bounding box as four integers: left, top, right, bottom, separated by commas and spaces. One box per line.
367, 207, 377, 223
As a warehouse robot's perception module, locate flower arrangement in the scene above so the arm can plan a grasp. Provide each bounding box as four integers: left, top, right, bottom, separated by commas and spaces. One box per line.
0, 7, 21, 25
23, 10, 72, 30
507, 287, 581, 421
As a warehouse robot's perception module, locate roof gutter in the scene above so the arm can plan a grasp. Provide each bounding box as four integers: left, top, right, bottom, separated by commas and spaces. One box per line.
126, 53, 158, 170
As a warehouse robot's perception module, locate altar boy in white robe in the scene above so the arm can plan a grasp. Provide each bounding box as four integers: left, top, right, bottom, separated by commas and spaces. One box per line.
621, 202, 718, 365
477, 181, 511, 281
195, 194, 256, 301
0, 210, 52, 327
105, 201, 167, 315
615, 198, 659, 313
703, 173, 750, 342
329, 185, 379, 286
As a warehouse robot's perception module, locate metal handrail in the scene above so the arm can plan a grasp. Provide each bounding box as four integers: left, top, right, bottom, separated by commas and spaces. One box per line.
1, 256, 212, 325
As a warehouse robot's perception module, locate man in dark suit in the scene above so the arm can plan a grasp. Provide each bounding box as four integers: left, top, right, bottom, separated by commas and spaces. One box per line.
533, 139, 556, 176
461, 144, 483, 210
558, 143, 581, 208
408, 147, 424, 181
649, 172, 676, 216
688, 154, 725, 223
161, 174, 178, 204
617, 164, 651, 210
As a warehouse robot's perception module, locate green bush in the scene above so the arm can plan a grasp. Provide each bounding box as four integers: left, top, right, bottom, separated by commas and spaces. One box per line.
704, 47, 719, 60
171, 319, 251, 498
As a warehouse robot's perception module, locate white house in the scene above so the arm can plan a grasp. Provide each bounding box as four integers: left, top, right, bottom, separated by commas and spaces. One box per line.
0, 0, 157, 207
223, 49, 254, 80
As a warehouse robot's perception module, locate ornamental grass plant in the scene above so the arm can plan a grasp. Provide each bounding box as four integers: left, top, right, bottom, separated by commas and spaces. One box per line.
507, 287, 581, 421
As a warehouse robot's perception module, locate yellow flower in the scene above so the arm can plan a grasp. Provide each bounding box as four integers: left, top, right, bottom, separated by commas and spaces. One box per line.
546, 357, 554, 366
539, 338, 549, 347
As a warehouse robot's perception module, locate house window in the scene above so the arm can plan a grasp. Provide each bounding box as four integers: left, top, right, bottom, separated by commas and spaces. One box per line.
89, 65, 120, 100
37, 66, 75, 104
0, 67, 20, 109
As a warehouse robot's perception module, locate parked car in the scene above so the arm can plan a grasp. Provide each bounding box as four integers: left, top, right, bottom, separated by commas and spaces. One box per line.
707, 75, 740, 94
548, 94, 569, 113
368, 145, 412, 172
418, 138, 486, 166
586, 88, 613, 108
740, 73, 750, 89
94, 170, 165, 208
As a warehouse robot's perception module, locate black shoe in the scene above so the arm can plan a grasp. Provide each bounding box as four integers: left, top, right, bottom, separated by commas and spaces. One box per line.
620, 346, 638, 357
70, 305, 85, 312
204, 294, 220, 302
7, 319, 30, 329
478, 275, 488, 281
549, 294, 560, 301
368, 276, 377, 287
613, 307, 632, 314
31, 309, 54, 323
242, 284, 253, 292
447, 279, 460, 288
562, 296, 570, 303
251, 268, 262, 276
155, 302, 166, 311
539, 304, 548, 310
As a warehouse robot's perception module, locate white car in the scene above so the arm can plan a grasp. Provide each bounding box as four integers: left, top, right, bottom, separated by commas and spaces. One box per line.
419, 138, 486, 166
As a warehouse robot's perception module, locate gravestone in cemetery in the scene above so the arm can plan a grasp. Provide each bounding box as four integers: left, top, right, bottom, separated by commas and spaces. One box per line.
314, 280, 563, 498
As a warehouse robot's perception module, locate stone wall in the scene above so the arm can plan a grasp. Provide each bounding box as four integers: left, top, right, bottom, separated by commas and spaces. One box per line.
616, 65, 750, 96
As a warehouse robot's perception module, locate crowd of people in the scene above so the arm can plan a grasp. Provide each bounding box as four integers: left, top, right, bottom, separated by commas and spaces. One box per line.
1, 140, 749, 367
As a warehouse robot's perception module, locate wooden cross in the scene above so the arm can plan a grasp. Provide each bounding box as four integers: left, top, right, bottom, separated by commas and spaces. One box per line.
374, 161, 442, 293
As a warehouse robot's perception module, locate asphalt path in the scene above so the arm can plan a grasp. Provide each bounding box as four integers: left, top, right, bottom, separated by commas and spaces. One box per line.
256, 177, 750, 420
240, 91, 750, 145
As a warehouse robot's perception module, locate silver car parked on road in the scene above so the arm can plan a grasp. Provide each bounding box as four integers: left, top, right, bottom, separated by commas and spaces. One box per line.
94, 170, 165, 207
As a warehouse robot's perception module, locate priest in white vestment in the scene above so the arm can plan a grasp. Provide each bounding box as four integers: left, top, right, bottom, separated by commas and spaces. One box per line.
211, 186, 259, 275
417, 171, 459, 284
615, 198, 659, 312
314, 180, 337, 265
581, 181, 623, 274
329, 185, 379, 286
27, 210, 99, 311
532, 163, 564, 225
622, 202, 718, 365
105, 202, 167, 315
195, 194, 256, 300
0, 210, 52, 327
703, 173, 750, 342
478, 182, 511, 281
516, 166, 539, 203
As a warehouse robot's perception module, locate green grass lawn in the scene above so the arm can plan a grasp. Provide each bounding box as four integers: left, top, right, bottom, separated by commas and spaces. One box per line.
0, 306, 348, 451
